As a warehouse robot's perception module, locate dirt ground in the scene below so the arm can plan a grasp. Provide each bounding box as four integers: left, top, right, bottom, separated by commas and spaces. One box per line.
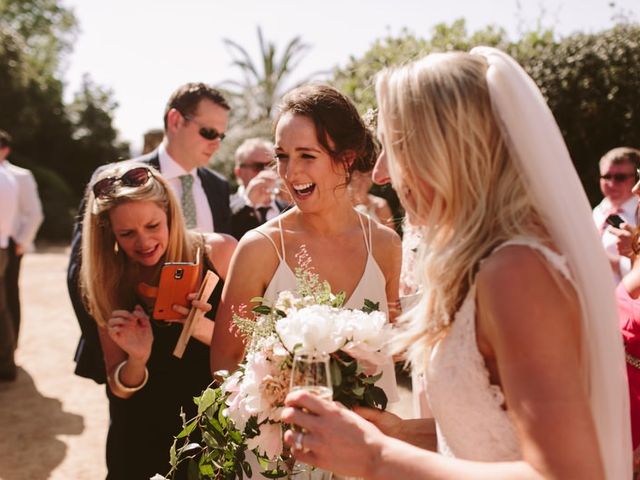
0, 247, 108, 480
0, 247, 413, 480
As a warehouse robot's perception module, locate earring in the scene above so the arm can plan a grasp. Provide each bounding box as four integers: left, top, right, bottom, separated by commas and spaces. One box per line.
114, 241, 120, 254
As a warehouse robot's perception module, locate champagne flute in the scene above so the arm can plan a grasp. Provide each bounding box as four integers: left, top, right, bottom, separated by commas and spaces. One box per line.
289, 352, 333, 480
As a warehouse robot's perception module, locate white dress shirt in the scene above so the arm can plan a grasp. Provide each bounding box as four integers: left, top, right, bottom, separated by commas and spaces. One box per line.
7, 161, 43, 252
158, 144, 214, 233
0, 162, 18, 249
234, 185, 279, 221
593, 195, 638, 283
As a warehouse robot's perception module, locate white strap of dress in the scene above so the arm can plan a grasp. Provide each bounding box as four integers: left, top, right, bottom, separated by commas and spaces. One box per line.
491, 237, 573, 283
277, 216, 286, 259
356, 212, 371, 254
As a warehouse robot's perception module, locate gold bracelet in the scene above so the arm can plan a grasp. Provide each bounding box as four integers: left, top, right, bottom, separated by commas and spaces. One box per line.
113, 360, 149, 393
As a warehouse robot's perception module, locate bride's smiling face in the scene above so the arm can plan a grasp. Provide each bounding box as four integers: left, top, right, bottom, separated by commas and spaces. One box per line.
274, 112, 348, 212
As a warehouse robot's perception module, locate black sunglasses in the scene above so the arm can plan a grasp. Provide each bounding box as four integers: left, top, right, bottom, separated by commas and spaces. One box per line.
92, 167, 153, 198
600, 172, 637, 182
182, 113, 226, 141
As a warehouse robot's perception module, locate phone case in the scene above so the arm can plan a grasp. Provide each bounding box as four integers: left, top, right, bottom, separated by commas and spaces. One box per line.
153, 249, 202, 320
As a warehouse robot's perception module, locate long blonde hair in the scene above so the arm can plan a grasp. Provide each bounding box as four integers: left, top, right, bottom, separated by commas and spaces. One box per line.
376, 52, 549, 369
80, 162, 197, 326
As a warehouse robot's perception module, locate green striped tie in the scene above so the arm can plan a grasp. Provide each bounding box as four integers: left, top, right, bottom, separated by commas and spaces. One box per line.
179, 174, 197, 229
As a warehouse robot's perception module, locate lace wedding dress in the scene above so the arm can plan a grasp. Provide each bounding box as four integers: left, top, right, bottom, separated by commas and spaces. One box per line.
426, 238, 572, 460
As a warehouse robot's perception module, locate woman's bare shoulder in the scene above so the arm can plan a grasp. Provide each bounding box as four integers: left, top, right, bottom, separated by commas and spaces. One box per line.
476, 243, 579, 330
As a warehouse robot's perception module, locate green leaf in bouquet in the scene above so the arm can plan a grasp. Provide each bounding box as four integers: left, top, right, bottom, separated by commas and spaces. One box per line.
199, 462, 215, 476
253, 305, 273, 315
242, 459, 253, 478
203, 431, 219, 448
275, 308, 287, 317
218, 403, 228, 428
362, 298, 380, 313
198, 388, 217, 414
208, 416, 224, 435
229, 429, 243, 444
343, 359, 358, 376
245, 416, 260, 438
361, 372, 383, 384
176, 420, 198, 439
170, 443, 177, 467
351, 385, 365, 397
332, 290, 346, 308
179, 443, 203, 455
262, 470, 288, 479
370, 385, 388, 410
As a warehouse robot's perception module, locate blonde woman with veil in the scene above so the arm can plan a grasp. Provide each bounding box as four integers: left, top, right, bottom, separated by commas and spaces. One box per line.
280, 47, 631, 479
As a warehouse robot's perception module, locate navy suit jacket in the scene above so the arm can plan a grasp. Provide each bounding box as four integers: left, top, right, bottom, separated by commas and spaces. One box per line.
67, 150, 231, 383
229, 191, 289, 240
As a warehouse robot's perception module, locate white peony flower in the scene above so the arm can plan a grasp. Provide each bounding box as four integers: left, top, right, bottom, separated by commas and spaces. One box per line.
275, 305, 347, 354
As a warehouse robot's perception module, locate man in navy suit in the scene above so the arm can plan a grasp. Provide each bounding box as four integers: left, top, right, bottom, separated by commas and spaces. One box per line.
67, 83, 232, 383
229, 138, 289, 239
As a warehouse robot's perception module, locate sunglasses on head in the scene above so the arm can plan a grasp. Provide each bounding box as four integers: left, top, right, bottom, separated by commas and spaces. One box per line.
181, 112, 226, 141
600, 172, 637, 182
92, 167, 153, 198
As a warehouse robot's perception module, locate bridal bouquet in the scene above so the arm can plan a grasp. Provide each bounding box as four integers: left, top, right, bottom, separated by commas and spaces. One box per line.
160, 252, 392, 479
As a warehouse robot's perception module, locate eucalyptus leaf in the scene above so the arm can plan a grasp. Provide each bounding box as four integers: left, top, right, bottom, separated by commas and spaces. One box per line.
169, 443, 177, 466
253, 305, 273, 315
176, 420, 198, 439
199, 463, 215, 476
198, 388, 216, 414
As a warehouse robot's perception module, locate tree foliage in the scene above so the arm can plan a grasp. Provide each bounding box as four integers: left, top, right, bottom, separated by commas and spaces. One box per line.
332, 19, 640, 206
221, 26, 311, 123
0, 0, 128, 240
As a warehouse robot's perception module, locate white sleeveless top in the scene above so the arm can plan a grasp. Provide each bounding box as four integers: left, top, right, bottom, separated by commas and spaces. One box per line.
258, 214, 399, 402
426, 238, 573, 460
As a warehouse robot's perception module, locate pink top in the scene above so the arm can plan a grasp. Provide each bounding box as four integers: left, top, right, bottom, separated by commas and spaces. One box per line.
616, 281, 640, 449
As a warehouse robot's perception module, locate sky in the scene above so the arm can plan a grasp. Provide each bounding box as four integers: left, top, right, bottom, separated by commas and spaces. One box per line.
61, 0, 638, 154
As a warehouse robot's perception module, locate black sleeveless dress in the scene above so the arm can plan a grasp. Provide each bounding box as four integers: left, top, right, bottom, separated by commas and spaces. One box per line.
105, 255, 223, 480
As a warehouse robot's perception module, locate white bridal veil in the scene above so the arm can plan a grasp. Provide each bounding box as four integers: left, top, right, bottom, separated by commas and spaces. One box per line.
470, 46, 631, 479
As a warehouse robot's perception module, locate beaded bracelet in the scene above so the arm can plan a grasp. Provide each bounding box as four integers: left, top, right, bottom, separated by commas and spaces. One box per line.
113, 360, 149, 393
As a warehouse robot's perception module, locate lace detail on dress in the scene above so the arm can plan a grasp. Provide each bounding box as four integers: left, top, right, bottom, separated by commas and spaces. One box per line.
426, 238, 573, 461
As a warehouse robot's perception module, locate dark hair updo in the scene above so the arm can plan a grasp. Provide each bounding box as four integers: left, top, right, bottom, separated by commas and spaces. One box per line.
275, 84, 378, 180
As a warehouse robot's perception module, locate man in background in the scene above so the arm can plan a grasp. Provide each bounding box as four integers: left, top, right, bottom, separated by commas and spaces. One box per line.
593, 147, 640, 282
230, 138, 287, 239
0, 130, 44, 348
68, 83, 233, 383
0, 130, 18, 381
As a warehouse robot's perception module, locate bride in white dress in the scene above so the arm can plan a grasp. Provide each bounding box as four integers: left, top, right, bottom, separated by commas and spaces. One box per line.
280, 48, 631, 479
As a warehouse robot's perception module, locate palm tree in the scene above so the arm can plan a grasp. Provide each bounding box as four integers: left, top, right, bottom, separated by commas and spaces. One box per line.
221, 26, 312, 123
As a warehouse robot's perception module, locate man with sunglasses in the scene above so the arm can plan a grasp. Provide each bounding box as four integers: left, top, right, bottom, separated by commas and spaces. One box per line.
67, 83, 233, 383
229, 138, 289, 240
593, 147, 640, 282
